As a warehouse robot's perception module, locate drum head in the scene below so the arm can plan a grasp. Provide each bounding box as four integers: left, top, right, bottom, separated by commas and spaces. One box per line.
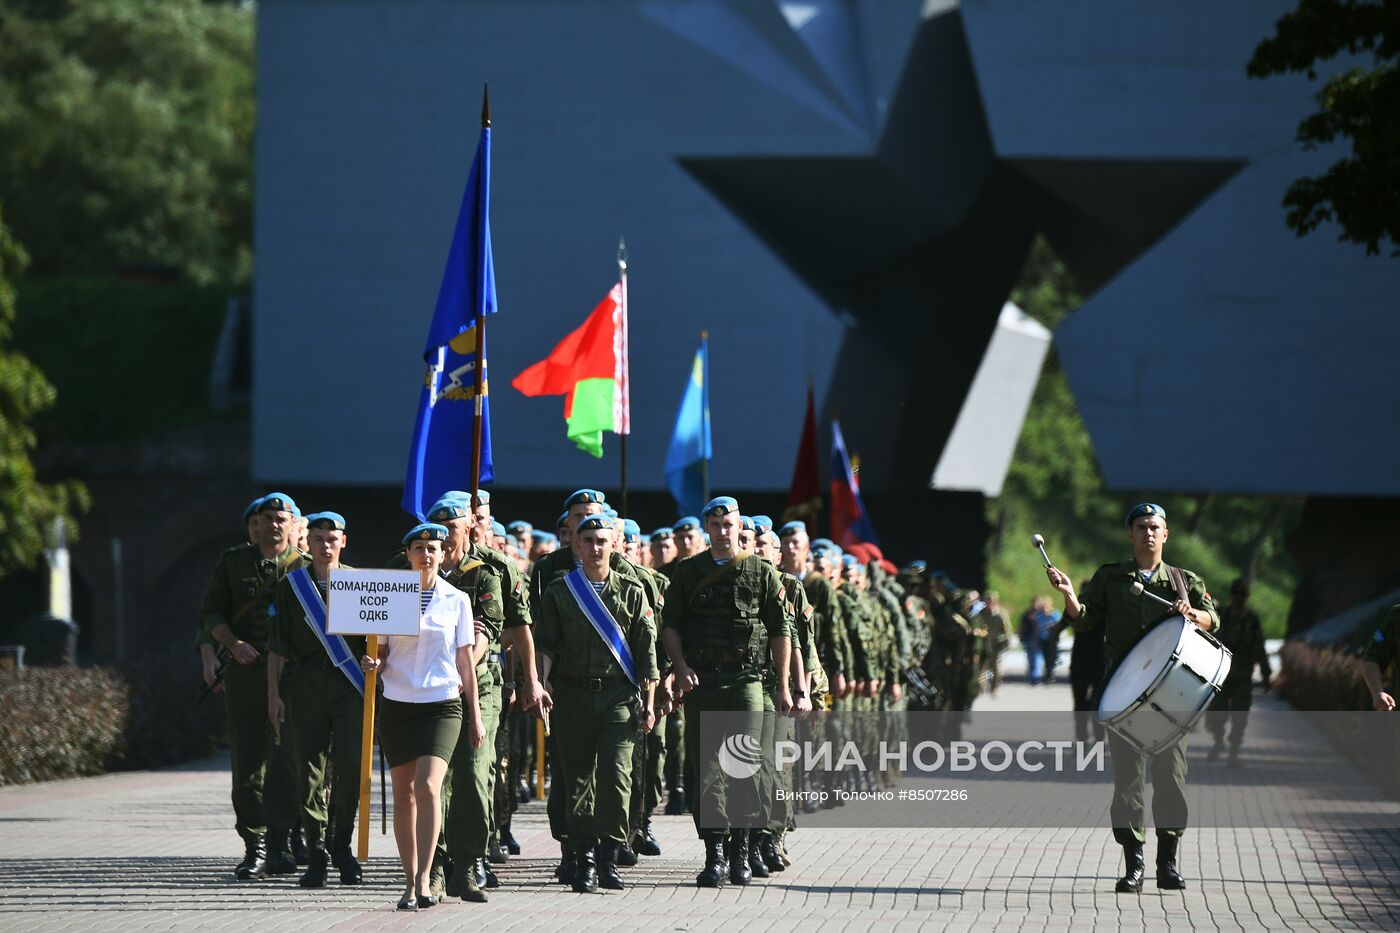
1099, 616, 1186, 716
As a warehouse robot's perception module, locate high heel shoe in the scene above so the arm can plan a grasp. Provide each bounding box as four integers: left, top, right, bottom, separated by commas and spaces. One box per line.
395, 892, 418, 911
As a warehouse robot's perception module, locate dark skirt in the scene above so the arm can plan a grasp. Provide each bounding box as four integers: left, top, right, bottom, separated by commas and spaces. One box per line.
377, 696, 462, 768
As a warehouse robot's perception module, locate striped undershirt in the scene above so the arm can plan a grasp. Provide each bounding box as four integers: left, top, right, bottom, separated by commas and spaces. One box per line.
420, 588, 433, 612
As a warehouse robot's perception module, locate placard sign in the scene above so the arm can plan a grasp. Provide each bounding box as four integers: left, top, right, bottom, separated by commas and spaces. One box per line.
326, 568, 422, 636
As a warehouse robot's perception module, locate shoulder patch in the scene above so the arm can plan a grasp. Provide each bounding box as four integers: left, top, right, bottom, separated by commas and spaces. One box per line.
803, 604, 815, 621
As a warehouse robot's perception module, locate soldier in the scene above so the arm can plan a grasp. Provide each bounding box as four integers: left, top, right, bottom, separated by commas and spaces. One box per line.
662, 496, 793, 887
199, 493, 306, 880
1046, 502, 1220, 893
617, 520, 670, 859
667, 516, 705, 571
536, 515, 659, 892
266, 511, 365, 888
506, 520, 533, 557
1207, 579, 1272, 765
1362, 604, 1399, 711
650, 528, 677, 571
982, 591, 1010, 696
755, 525, 816, 874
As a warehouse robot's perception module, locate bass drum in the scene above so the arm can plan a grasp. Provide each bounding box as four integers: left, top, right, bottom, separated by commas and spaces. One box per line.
1097, 616, 1232, 756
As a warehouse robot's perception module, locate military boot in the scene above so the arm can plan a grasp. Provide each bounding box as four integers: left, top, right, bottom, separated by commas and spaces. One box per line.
290, 825, 310, 866
633, 818, 662, 856
727, 829, 752, 885
233, 833, 266, 880
616, 842, 638, 866
330, 828, 363, 885
597, 842, 625, 891
299, 848, 329, 888
759, 833, 785, 873
555, 843, 578, 886
572, 846, 599, 894
664, 779, 686, 815
488, 836, 509, 864
502, 827, 522, 855
747, 831, 770, 878
264, 828, 298, 875
696, 834, 727, 888
1156, 834, 1186, 890
1115, 841, 1145, 893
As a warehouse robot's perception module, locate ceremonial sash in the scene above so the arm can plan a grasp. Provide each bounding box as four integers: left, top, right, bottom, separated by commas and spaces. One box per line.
563, 569, 638, 686
288, 567, 365, 696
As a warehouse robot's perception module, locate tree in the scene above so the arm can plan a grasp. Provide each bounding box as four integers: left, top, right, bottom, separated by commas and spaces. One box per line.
1248, 0, 1400, 256
0, 0, 255, 282
0, 203, 88, 578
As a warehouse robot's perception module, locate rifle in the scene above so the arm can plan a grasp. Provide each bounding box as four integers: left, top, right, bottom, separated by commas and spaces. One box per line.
903, 665, 941, 710
197, 646, 232, 704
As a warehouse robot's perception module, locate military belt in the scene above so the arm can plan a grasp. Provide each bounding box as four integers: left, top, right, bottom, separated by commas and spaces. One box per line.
557, 674, 631, 692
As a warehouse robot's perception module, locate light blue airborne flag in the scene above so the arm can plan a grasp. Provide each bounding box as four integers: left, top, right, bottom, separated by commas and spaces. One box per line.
402, 117, 497, 519
664, 336, 711, 517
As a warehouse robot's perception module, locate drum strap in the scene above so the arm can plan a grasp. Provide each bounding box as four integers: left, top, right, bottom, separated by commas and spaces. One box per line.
1164, 564, 1190, 604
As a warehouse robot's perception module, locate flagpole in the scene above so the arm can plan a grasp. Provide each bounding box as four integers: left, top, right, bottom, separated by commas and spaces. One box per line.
618, 237, 630, 518
470, 83, 491, 505
699, 329, 710, 504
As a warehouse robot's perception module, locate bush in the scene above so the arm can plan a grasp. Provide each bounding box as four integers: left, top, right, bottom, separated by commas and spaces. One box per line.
0, 651, 223, 785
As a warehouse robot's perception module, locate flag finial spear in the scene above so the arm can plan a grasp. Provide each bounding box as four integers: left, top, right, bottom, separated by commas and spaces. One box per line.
481, 82, 491, 129
617, 237, 627, 273
700, 329, 709, 341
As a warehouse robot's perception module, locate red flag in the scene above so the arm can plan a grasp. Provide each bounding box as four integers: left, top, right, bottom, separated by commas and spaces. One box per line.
782, 383, 820, 523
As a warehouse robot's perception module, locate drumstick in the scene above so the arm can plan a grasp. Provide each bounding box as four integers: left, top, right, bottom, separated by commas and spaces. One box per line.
541, 705, 551, 737
1129, 580, 1176, 608
1031, 533, 1054, 568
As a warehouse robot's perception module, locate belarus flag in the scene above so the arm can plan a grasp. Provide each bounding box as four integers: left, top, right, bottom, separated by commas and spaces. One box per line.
511, 283, 630, 457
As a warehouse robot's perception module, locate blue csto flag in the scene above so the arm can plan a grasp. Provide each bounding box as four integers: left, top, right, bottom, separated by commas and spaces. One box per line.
402, 122, 497, 519
664, 336, 711, 518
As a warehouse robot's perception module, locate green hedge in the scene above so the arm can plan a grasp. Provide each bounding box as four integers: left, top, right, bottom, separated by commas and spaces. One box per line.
0, 652, 223, 785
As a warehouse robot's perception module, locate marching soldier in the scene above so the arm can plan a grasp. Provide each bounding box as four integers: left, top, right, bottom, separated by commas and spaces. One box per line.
1363, 604, 1399, 712
661, 496, 793, 888
1046, 502, 1219, 893
536, 515, 659, 892
266, 511, 365, 887
199, 493, 305, 880
1207, 578, 1272, 765
621, 520, 670, 859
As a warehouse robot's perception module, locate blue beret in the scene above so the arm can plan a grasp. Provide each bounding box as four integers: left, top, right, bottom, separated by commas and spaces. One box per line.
533, 531, 558, 545
506, 521, 531, 535
556, 511, 569, 529
305, 511, 346, 532
903, 559, 927, 573
603, 507, 619, 520
751, 515, 773, 534
673, 516, 700, 532
473, 489, 491, 507
703, 533, 712, 545
650, 527, 674, 542
427, 498, 470, 522
841, 554, 859, 567
576, 515, 614, 534
778, 521, 806, 537
810, 537, 835, 550
491, 520, 506, 537
258, 493, 299, 516
403, 522, 449, 545
622, 518, 641, 535
242, 496, 265, 523
564, 488, 607, 509
740, 515, 755, 531
1125, 502, 1166, 526
702, 496, 739, 517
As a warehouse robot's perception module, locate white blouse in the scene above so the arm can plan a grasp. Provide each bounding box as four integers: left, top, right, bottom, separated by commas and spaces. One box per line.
377, 577, 475, 703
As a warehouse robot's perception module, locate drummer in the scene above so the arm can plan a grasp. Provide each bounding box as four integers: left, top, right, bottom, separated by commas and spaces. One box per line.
1044, 502, 1218, 895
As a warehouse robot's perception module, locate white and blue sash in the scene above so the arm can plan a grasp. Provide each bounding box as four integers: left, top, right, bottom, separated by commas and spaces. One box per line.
563, 569, 638, 686
288, 567, 365, 696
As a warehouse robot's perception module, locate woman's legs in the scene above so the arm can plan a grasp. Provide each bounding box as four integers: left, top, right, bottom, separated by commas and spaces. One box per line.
390, 760, 419, 896
413, 755, 449, 895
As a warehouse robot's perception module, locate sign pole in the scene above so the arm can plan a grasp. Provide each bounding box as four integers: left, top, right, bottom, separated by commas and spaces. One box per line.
356, 638, 379, 861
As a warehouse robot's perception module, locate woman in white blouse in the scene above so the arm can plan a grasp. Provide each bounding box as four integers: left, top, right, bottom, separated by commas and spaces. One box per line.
361, 523, 485, 910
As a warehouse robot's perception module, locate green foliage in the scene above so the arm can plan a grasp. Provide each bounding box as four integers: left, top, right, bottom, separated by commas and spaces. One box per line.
1247, 0, 1400, 256
985, 239, 1300, 638
0, 0, 255, 282
0, 205, 87, 578
12, 276, 235, 442
0, 652, 223, 785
